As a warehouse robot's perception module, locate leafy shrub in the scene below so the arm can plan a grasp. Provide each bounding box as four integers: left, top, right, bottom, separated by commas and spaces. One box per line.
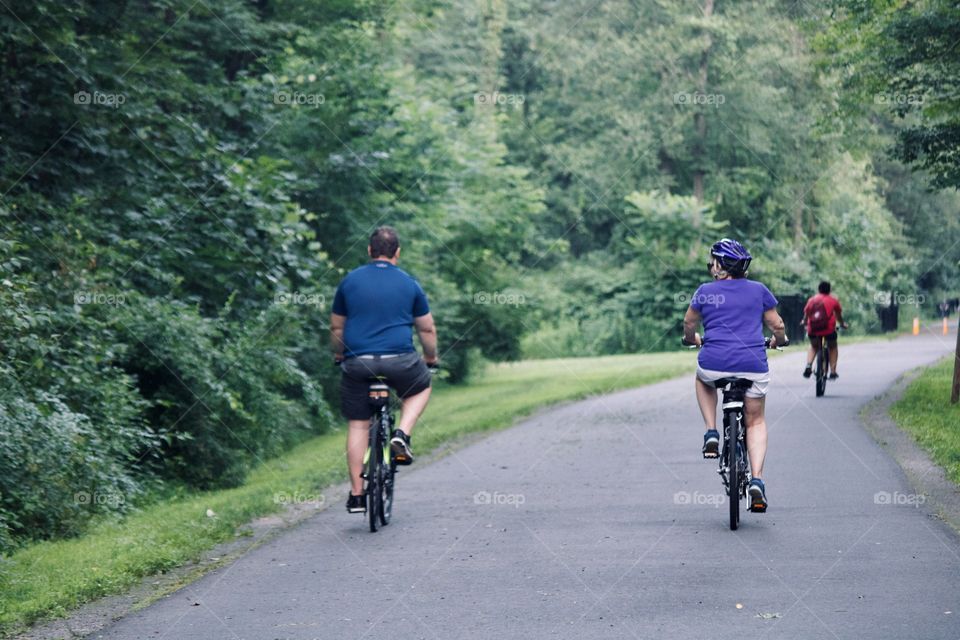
0, 389, 141, 552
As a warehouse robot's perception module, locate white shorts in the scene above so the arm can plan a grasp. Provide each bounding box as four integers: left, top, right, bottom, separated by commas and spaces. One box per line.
696, 366, 770, 399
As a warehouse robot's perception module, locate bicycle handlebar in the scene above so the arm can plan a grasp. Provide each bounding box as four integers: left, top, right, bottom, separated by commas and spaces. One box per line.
681, 334, 789, 349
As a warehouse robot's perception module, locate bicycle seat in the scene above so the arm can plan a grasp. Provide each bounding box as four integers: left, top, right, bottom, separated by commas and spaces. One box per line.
711, 377, 754, 391
367, 378, 390, 406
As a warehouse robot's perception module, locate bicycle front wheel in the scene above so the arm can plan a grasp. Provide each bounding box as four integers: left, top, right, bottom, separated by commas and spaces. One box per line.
726, 412, 741, 531
815, 344, 827, 397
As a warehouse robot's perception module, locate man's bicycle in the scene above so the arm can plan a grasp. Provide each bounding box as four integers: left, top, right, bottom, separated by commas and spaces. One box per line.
684, 336, 786, 530
808, 325, 844, 397
361, 365, 438, 532
362, 377, 395, 532
813, 335, 828, 397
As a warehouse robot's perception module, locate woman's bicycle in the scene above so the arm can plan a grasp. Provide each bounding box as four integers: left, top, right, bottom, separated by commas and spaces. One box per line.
683, 335, 786, 530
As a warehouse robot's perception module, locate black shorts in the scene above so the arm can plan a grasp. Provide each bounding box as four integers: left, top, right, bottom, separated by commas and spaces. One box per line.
339, 352, 432, 420
808, 331, 838, 343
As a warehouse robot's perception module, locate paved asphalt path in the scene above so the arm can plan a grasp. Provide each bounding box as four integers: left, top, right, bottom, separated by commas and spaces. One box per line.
97, 332, 959, 640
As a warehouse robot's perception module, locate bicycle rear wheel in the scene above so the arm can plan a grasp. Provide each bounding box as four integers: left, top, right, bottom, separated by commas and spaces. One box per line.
815, 343, 827, 397
367, 429, 382, 532
726, 412, 741, 531
379, 417, 394, 526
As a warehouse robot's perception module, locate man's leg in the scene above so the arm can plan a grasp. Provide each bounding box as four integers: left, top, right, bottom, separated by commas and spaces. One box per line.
397, 386, 432, 436
828, 338, 839, 375
695, 377, 718, 430
744, 396, 767, 479
806, 335, 821, 367
347, 419, 369, 496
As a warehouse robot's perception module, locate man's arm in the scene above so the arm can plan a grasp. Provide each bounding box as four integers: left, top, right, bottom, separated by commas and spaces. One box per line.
683, 306, 702, 346
330, 313, 347, 361
414, 312, 438, 364
834, 298, 847, 328
763, 308, 787, 347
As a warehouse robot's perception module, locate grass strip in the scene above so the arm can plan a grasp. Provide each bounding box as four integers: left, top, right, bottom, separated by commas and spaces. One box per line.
889, 356, 960, 485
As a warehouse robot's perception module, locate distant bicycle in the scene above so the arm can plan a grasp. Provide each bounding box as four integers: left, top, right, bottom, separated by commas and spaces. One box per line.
684, 335, 786, 530
810, 325, 844, 398
813, 333, 828, 397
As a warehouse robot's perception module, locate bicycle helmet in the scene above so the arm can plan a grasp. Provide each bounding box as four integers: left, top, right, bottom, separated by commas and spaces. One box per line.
710, 238, 752, 276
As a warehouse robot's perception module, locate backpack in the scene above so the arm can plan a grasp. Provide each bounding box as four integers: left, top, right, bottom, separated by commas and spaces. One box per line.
808, 297, 830, 333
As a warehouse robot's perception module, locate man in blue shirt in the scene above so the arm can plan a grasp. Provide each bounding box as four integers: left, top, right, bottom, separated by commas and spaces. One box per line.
682, 239, 787, 512
331, 226, 438, 514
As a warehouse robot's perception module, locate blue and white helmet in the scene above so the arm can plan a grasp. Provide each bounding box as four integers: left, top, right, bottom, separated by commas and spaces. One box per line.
710, 238, 752, 275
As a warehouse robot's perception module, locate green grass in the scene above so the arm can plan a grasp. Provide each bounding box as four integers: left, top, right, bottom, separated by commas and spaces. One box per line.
890, 357, 960, 484
0, 351, 694, 635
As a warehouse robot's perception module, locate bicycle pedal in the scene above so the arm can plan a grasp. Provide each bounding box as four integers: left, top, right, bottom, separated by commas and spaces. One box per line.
749, 502, 767, 513
702, 452, 719, 459
393, 455, 412, 466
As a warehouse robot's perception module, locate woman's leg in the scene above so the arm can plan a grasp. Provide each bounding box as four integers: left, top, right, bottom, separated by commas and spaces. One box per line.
744, 396, 767, 479
696, 377, 719, 430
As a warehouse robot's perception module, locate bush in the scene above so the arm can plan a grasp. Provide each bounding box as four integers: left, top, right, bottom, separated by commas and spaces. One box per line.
113, 296, 331, 489
0, 389, 141, 552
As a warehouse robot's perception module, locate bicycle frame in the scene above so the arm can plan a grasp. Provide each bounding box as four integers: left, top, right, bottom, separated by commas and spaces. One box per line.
717, 379, 753, 530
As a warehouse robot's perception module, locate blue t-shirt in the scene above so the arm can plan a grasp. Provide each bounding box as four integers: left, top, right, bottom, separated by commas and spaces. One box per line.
690, 279, 778, 373
332, 260, 430, 357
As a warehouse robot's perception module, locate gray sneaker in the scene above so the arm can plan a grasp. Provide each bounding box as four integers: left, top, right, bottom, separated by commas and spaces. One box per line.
702, 429, 720, 459
748, 478, 767, 512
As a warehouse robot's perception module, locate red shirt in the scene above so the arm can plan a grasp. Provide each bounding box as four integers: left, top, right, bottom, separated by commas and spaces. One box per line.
804, 293, 842, 336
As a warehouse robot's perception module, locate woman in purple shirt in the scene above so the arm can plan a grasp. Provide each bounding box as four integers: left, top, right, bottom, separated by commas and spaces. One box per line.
682, 239, 787, 511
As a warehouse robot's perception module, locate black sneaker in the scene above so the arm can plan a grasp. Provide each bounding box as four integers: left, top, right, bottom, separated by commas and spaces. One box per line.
702, 429, 720, 459
346, 494, 366, 514
828, 372, 839, 380
802, 365, 812, 379
390, 430, 414, 465
748, 479, 767, 512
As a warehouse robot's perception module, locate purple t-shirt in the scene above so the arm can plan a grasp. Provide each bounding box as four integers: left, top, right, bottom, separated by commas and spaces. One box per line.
690, 279, 778, 373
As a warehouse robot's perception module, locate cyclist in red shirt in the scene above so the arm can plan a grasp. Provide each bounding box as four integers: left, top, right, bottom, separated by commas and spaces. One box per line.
801, 281, 848, 380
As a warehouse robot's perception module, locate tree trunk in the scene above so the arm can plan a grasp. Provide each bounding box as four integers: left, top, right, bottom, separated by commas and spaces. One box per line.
952, 321, 959, 404
793, 191, 804, 242
693, 0, 715, 204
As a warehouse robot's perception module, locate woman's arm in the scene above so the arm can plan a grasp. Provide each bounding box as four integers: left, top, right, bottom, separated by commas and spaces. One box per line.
683, 306, 703, 346
763, 308, 787, 347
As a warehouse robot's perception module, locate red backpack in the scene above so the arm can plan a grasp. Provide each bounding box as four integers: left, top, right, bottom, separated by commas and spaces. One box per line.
808, 297, 830, 333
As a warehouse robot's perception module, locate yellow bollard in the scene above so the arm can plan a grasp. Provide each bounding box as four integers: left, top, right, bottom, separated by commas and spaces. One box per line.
913, 317, 920, 335
946, 317, 950, 336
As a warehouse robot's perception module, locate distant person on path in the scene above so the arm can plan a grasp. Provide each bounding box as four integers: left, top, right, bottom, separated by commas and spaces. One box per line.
801, 281, 847, 380
330, 226, 438, 514
683, 239, 787, 512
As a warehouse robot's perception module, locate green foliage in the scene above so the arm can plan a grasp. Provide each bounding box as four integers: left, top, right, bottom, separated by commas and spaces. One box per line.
526, 192, 726, 355
821, 0, 960, 189
0, 0, 955, 562
0, 0, 543, 551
